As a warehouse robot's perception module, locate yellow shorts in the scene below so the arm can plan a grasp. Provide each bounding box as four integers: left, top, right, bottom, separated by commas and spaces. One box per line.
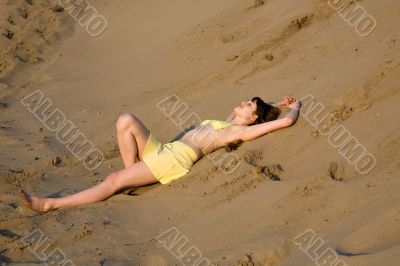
142, 133, 199, 184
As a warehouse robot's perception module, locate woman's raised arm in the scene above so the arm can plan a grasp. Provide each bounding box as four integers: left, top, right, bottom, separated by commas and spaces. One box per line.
237, 100, 301, 141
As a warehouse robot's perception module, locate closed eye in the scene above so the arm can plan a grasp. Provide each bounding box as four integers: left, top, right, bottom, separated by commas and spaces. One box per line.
247, 101, 255, 107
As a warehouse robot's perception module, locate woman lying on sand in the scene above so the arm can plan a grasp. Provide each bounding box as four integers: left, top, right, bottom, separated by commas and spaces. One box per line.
20, 96, 301, 212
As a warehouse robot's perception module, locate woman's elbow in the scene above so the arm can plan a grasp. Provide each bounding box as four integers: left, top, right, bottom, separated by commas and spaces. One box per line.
285, 116, 298, 126
280, 117, 294, 128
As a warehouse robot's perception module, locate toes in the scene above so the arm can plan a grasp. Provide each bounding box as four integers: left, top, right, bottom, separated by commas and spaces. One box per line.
19, 189, 32, 209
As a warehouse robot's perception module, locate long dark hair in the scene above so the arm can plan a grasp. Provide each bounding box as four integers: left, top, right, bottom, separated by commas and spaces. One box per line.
225, 96, 281, 152
251, 96, 281, 125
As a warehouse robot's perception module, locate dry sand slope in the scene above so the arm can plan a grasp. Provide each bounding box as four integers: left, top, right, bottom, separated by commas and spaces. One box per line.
1, 0, 400, 265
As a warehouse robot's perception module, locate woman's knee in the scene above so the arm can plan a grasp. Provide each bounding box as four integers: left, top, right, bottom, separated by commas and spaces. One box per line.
103, 171, 122, 191
116, 113, 137, 131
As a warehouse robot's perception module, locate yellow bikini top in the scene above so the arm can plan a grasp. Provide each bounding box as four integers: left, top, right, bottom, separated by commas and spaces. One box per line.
200, 119, 232, 131
199, 120, 232, 152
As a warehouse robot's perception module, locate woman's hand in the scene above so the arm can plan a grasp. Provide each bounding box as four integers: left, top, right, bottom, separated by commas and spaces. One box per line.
277, 96, 298, 108
276, 96, 290, 107
288, 98, 301, 109
284, 97, 301, 124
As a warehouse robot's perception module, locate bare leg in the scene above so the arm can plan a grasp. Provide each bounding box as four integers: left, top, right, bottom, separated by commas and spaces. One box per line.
116, 113, 150, 168
19, 161, 159, 212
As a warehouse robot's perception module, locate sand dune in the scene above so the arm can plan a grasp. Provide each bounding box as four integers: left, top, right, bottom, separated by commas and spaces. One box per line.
1, 0, 400, 265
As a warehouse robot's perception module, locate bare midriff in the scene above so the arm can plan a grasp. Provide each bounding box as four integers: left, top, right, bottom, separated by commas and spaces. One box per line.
177, 124, 226, 159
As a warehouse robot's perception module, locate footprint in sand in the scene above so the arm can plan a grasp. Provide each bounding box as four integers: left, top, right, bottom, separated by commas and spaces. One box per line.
52, 5, 65, 13
221, 33, 234, 44
243, 149, 264, 167
18, 7, 28, 19
232, 14, 314, 84
235, 240, 289, 266
236, 254, 260, 266
253, 0, 265, 8
74, 225, 94, 241
0, 0, 68, 86
0, 229, 19, 240
243, 149, 283, 181
3, 29, 15, 39
328, 161, 346, 181
200, 151, 283, 204
0, 101, 9, 109
328, 87, 372, 122
289, 15, 313, 31
7, 15, 16, 25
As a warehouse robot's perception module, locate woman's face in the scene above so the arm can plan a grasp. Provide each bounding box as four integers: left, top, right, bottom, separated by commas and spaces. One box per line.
234, 99, 258, 122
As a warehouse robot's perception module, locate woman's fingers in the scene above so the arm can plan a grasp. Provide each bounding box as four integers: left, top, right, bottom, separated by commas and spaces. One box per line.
283, 96, 299, 107
280, 96, 299, 107
282, 96, 292, 107
288, 99, 301, 108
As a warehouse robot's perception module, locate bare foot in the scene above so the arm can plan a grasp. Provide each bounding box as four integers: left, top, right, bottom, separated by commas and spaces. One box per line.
19, 189, 51, 212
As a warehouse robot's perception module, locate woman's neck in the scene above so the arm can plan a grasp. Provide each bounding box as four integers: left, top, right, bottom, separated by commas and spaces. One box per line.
230, 116, 250, 126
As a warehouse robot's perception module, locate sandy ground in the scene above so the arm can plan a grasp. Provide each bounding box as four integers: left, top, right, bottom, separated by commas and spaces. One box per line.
1, 0, 400, 265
